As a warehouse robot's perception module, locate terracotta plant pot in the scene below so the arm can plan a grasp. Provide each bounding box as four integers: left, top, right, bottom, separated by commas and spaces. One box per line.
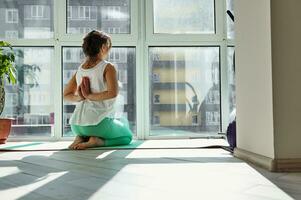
0, 118, 13, 144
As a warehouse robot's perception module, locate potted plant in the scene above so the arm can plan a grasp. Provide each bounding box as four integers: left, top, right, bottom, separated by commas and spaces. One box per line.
0, 41, 17, 144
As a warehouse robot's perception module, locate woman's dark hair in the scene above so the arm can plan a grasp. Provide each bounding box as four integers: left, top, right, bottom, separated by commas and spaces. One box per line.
82, 30, 112, 59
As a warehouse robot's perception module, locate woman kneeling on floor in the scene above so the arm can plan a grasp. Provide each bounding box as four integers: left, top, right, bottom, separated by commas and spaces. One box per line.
63, 30, 133, 150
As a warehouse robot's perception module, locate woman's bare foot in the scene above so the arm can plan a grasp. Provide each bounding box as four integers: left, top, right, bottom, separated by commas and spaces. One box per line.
74, 136, 105, 150
69, 136, 87, 149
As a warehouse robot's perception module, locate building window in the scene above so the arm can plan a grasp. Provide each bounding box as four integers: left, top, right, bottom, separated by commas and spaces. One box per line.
78, 6, 90, 19
103, 6, 121, 20
5, 31, 18, 39
31, 5, 45, 18
67, 5, 97, 21
67, 27, 92, 34
107, 27, 121, 34
153, 94, 160, 104
79, 27, 92, 34
109, 49, 121, 62
206, 90, 220, 104
152, 73, 160, 83
5, 9, 18, 23
206, 111, 220, 126
153, 115, 160, 126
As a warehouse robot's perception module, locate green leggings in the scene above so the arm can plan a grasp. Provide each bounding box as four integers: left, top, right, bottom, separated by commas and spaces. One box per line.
71, 117, 133, 147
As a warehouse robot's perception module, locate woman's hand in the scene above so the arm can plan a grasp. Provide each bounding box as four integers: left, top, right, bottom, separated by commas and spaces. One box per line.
81, 76, 91, 99
77, 85, 85, 101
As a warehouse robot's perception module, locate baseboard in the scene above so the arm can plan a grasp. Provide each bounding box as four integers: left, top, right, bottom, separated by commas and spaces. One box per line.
234, 148, 301, 172
234, 148, 276, 171
274, 159, 301, 172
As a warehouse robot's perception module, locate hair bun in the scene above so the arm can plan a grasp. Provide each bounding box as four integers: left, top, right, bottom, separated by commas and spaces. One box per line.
82, 30, 112, 58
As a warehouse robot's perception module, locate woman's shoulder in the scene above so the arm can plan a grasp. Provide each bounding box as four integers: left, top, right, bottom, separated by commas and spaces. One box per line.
104, 61, 117, 71
104, 60, 114, 66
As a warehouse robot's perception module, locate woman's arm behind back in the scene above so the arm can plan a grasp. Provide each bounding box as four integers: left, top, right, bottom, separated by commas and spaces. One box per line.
63, 73, 84, 102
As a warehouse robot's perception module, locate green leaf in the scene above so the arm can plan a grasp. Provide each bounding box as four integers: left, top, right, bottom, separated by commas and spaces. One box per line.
9, 67, 17, 84
0, 41, 16, 85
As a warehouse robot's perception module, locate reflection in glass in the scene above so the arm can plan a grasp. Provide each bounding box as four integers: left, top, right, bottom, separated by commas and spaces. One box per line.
153, 0, 215, 34
62, 47, 136, 136
2, 47, 55, 136
67, 0, 130, 35
228, 47, 235, 114
149, 47, 220, 135
226, 0, 235, 39
0, 0, 54, 39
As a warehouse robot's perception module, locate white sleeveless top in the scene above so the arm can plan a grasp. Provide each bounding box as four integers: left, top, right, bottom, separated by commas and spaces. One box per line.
69, 60, 117, 126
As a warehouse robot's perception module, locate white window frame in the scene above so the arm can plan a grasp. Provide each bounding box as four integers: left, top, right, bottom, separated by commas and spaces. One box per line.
5, 9, 18, 23
31, 5, 45, 18
6, 0, 234, 141
145, 0, 224, 43
78, 6, 89, 19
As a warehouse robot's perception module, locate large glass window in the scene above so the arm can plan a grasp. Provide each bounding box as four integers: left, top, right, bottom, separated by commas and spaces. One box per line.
2, 47, 55, 136
62, 47, 136, 136
0, 0, 54, 39
67, 0, 131, 35
153, 0, 215, 34
1, 0, 234, 139
149, 47, 220, 135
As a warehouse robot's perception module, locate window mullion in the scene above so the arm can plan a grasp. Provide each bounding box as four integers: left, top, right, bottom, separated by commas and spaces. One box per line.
52, 0, 64, 139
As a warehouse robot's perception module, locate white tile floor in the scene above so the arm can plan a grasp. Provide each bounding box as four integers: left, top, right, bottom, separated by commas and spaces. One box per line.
0, 140, 300, 200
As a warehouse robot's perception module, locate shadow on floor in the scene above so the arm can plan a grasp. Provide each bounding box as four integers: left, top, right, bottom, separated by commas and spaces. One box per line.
0, 144, 243, 200
251, 164, 301, 200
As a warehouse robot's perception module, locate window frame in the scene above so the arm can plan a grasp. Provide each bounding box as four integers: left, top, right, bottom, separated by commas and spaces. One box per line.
62, 0, 137, 42
1, 45, 56, 139
145, 0, 224, 43
146, 45, 222, 138
31, 5, 45, 18
5, 0, 233, 141
5, 9, 19, 24
143, 0, 232, 139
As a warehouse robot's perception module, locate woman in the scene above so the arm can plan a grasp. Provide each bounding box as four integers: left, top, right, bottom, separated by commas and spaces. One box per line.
63, 30, 132, 150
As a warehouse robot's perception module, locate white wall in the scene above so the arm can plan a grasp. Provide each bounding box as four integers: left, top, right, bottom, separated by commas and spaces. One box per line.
271, 0, 301, 159
235, 0, 275, 158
